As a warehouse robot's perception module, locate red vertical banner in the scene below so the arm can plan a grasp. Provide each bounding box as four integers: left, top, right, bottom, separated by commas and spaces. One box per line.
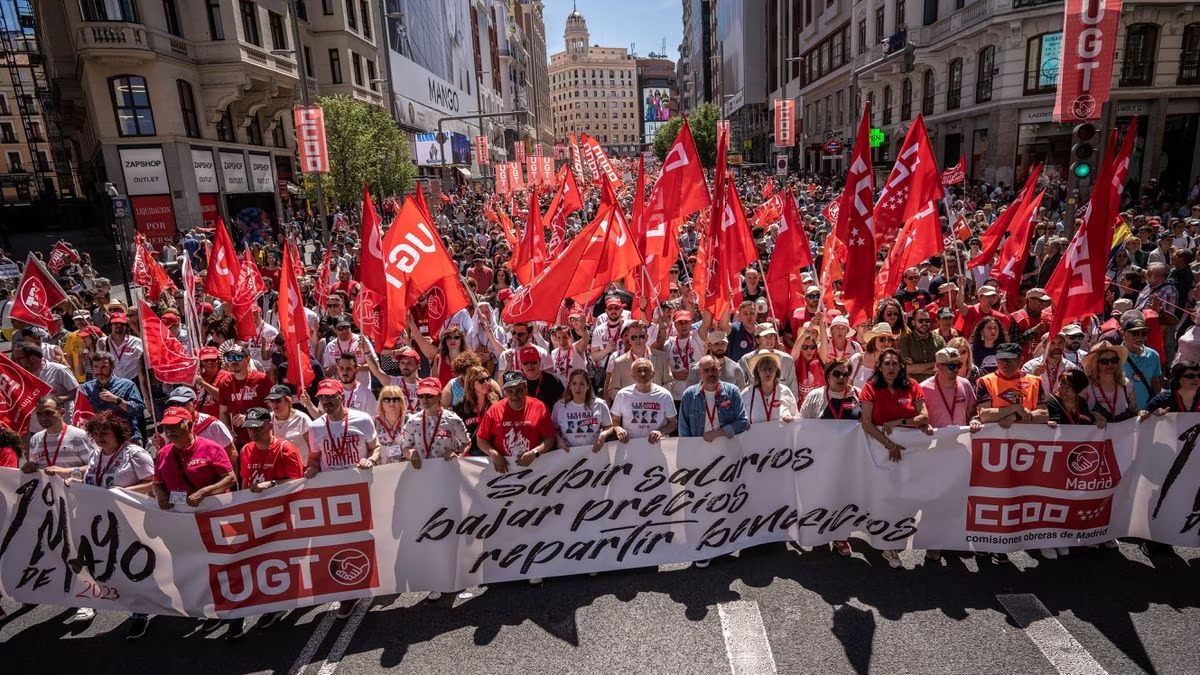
131, 195, 178, 250
540, 156, 554, 185
508, 161, 524, 191
527, 157, 542, 187
514, 140, 526, 165
293, 106, 330, 172
775, 99, 795, 147
475, 135, 490, 165
496, 163, 510, 194
198, 193, 219, 229
1054, 0, 1123, 122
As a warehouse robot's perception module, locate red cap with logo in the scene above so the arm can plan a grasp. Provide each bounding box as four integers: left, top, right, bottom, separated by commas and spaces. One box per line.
518, 346, 541, 365
315, 379, 342, 397
417, 377, 442, 396
199, 347, 220, 360
159, 406, 193, 425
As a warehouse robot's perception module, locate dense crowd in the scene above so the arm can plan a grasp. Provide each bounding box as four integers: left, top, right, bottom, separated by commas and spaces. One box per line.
1, 165, 1199, 641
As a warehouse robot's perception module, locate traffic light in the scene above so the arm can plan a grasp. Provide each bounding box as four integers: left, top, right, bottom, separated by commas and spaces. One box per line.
1070, 123, 1096, 179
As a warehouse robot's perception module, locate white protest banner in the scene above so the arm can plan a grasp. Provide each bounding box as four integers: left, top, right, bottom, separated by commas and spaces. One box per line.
1, 417, 1197, 619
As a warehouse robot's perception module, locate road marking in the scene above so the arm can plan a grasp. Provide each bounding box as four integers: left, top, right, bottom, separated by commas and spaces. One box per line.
997, 594, 1109, 675
717, 600, 777, 675
287, 603, 338, 675
315, 600, 371, 675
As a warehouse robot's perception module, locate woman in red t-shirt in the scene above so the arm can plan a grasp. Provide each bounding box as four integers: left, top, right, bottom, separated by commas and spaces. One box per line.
0, 424, 21, 469
859, 348, 934, 462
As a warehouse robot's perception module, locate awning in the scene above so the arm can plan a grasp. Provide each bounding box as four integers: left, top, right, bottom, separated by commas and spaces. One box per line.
456, 167, 472, 179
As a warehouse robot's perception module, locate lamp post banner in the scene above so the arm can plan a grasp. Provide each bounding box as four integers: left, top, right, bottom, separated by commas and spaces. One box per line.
1, 417, 1197, 618
1053, 0, 1123, 122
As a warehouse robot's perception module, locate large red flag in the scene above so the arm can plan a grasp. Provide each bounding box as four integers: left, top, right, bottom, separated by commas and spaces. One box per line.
751, 193, 784, 229
71, 387, 95, 427
697, 120, 732, 319
941, 154, 967, 186
47, 241, 79, 274
10, 252, 68, 333
716, 173, 760, 294
838, 104, 877, 326
877, 202, 943, 301
206, 218, 240, 303
1045, 118, 1137, 336
381, 200, 464, 347
569, 133, 585, 183
138, 300, 197, 385
231, 249, 265, 340
513, 187, 547, 285
278, 240, 314, 390
132, 236, 175, 302
643, 120, 710, 258
872, 115, 943, 249
992, 189, 1047, 310
761, 179, 776, 200
411, 185, 433, 224
313, 246, 332, 309
420, 274, 471, 338
968, 163, 1043, 268
358, 183, 387, 294
544, 165, 582, 259
0, 351, 51, 434
766, 187, 815, 321
627, 154, 649, 296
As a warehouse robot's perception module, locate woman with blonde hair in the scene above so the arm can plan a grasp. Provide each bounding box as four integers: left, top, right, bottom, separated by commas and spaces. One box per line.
1080, 341, 1138, 422
453, 365, 501, 456
374, 384, 409, 464
742, 349, 798, 423
849, 323, 897, 389
947, 336, 982, 386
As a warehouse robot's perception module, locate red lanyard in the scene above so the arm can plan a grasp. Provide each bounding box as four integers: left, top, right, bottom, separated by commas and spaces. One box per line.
827, 391, 852, 420
94, 444, 125, 484
759, 387, 776, 421
109, 338, 131, 365
704, 390, 719, 428
421, 410, 444, 458
404, 381, 418, 410
324, 415, 354, 456
1061, 403, 1081, 425
337, 339, 354, 356
1045, 360, 1062, 389
1176, 391, 1200, 412
673, 338, 693, 369
1094, 383, 1118, 413
343, 385, 355, 408
375, 415, 402, 445
935, 380, 958, 422
43, 429, 67, 467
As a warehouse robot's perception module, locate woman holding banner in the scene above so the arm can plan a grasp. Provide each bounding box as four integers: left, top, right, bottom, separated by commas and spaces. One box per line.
552, 368, 616, 451
741, 350, 798, 424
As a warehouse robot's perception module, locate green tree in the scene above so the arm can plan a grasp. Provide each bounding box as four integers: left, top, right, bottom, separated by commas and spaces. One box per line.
300, 95, 416, 209
652, 102, 721, 168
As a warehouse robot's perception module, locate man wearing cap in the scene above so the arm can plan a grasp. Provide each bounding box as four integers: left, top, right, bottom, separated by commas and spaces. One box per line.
898, 307, 945, 378
400, 377, 470, 473
663, 310, 704, 403
193, 346, 230, 419
1022, 331, 1081, 394
238, 407, 304, 492
605, 321, 671, 404
81, 351, 146, 440
1120, 317, 1163, 409
1135, 262, 1180, 358
98, 311, 144, 383
515, 344, 566, 410
63, 309, 93, 383
974, 343, 1048, 428
920, 348, 980, 430
679, 355, 750, 441
321, 315, 375, 390
609, 357, 677, 441
362, 342, 420, 409
218, 344, 275, 445
476, 371, 558, 473
162, 385, 238, 466
687, 331, 747, 389
1011, 287, 1054, 362
591, 297, 629, 364
737, 324, 798, 396
790, 285, 824, 339
15, 342, 78, 410
266, 384, 312, 455
953, 284, 1013, 341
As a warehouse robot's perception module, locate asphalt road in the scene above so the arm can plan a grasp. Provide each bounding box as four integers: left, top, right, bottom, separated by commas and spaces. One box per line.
2, 541, 1197, 674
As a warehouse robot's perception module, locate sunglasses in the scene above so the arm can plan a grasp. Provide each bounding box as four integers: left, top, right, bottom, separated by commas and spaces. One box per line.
806, 293, 821, 299
801, 344, 816, 350
381, 396, 404, 403
829, 370, 849, 378
944, 362, 962, 370
915, 318, 931, 324
1181, 373, 1200, 380
316, 394, 340, 401
224, 354, 246, 362
417, 394, 438, 400
1098, 357, 1120, 365
521, 360, 540, 366
1125, 330, 1148, 337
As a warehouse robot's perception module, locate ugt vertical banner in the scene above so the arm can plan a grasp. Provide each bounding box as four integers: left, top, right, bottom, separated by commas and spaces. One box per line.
294, 106, 330, 173
1053, 0, 1123, 122
775, 99, 795, 147
475, 135, 490, 165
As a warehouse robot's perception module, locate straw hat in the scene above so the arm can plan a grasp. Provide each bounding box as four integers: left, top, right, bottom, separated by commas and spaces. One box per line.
747, 349, 782, 377
863, 322, 896, 343
1082, 340, 1129, 373
829, 315, 855, 337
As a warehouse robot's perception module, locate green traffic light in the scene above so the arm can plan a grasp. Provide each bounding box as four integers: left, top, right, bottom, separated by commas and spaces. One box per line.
1072, 162, 1092, 179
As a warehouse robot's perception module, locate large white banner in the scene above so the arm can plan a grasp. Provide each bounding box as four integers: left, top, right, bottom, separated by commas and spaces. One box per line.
2, 418, 1197, 618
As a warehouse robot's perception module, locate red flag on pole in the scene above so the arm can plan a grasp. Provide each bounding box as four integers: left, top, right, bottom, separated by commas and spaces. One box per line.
381, 199, 464, 347
838, 104, 877, 326
231, 249, 265, 340
47, 241, 79, 274
0, 351, 51, 434
992, 190, 1047, 310
313, 246, 332, 309
132, 236, 176, 302
544, 165, 582, 259
761, 179, 776, 200
968, 163, 1043, 268
941, 154, 967, 186
420, 274, 471, 339
411, 184, 433, 223
877, 202, 944, 301
358, 183, 387, 294
766, 187, 814, 321
279, 240, 314, 390
513, 187, 547, 285
205, 217, 240, 304
10, 252, 68, 334
71, 388, 95, 427
138, 300, 197, 385
872, 114, 944, 248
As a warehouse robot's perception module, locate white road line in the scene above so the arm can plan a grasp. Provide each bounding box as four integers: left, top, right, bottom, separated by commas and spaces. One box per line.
717, 600, 778, 675
997, 594, 1109, 675
287, 603, 338, 675
315, 600, 371, 675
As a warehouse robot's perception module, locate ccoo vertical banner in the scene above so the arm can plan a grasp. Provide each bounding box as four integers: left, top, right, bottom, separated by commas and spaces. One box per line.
1053, 0, 1123, 122
775, 99, 795, 147
294, 106, 330, 173
475, 135, 490, 165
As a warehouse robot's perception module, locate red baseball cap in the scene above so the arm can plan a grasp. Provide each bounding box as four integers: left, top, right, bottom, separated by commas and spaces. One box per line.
396, 347, 419, 361
518, 346, 541, 365
200, 302, 215, 314
315, 379, 342, 397
673, 310, 693, 323
497, 288, 514, 301
605, 297, 623, 308
417, 377, 442, 396
109, 312, 129, 324
160, 313, 180, 326
160, 406, 193, 425
568, 307, 585, 318
199, 347, 220, 360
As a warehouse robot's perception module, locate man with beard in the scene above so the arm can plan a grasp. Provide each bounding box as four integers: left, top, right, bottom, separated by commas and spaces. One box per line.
98, 311, 144, 383
590, 297, 628, 364
1022, 330, 1081, 395
686, 331, 747, 388
497, 321, 549, 371
364, 344, 420, 410
81, 352, 146, 440
898, 307, 945, 378
516, 345, 565, 410
335, 352, 378, 416
1011, 288, 1054, 362
217, 344, 274, 445
476, 371, 558, 473
321, 315, 374, 389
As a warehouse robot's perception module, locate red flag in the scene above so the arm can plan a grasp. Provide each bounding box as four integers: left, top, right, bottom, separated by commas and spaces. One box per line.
0, 351, 51, 434
10, 252, 68, 333
279, 240, 314, 390
411, 185, 433, 223
627, 154, 649, 296
495, 207, 520, 251
47, 241, 79, 274
313, 246, 332, 309
838, 104, 877, 326
513, 187, 547, 285
968, 164, 1043, 268
766, 187, 814, 321
231, 249, 265, 340
877, 202, 946, 300
503, 202, 642, 324
872, 114, 944, 248
941, 154, 967, 186
821, 198, 840, 229
138, 300, 197, 385
761, 179, 776, 200
992, 190, 1047, 310
1046, 118, 1137, 336
751, 193, 784, 229
359, 183, 387, 294
420, 274, 470, 338
579, 133, 602, 185
643, 119, 710, 257
716, 173, 760, 293
132, 236, 175, 302
544, 165, 582, 258
569, 134, 585, 183
205, 217, 240, 303
439, 192, 452, 204
71, 388, 95, 427
381, 199, 463, 347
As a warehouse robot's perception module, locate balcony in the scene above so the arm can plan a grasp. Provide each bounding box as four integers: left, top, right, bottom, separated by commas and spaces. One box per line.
1119, 60, 1155, 87
74, 22, 153, 62
917, 0, 994, 47
1180, 54, 1200, 85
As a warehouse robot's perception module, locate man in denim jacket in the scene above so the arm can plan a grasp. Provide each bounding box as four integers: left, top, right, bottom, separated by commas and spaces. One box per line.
679, 355, 750, 441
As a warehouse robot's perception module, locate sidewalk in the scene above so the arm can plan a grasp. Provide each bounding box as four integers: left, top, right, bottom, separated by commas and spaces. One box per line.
7, 225, 133, 303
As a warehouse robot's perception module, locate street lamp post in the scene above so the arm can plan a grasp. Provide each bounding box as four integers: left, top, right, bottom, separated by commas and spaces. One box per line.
284, 0, 329, 247
104, 182, 133, 303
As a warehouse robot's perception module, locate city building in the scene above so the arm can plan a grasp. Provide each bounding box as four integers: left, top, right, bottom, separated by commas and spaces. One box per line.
514, 0, 554, 153
636, 56, 678, 147
38, 0, 387, 244
549, 5, 641, 157
715, 0, 769, 164
775, 0, 1200, 198
678, 0, 714, 114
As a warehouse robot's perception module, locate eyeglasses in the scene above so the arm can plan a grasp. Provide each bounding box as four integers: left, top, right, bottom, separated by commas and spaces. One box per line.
914, 318, 931, 324
944, 362, 962, 370
224, 354, 246, 362
316, 394, 340, 402
801, 344, 816, 350
829, 370, 849, 378
521, 360, 540, 366
1098, 357, 1120, 365
381, 396, 404, 403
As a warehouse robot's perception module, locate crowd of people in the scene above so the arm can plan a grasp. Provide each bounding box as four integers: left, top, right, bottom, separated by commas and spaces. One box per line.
1, 164, 1198, 641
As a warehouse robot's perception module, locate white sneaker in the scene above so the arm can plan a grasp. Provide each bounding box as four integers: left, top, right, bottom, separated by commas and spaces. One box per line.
694, 558, 710, 568
71, 607, 95, 623
528, 577, 543, 585
1102, 539, 1119, 549
1039, 547, 1058, 560
1056, 547, 1070, 556
425, 591, 442, 602
880, 550, 902, 568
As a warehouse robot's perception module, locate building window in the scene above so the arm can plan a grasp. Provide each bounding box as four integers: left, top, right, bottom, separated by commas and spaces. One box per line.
109, 75, 155, 136
866, 92, 876, 124
875, 7, 884, 42
303, 45, 314, 78
976, 46, 994, 103
163, 0, 182, 37
217, 107, 236, 142
247, 114, 263, 145
345, 0, 357, 31
1024, 32, 1061, 94
177, 80, 200, 138
858, 20, 867, 55
80, 0, 139, 22
207, 0, 224, 40
896, 0, 906, 29
946, 58, 962, 110
1120, 23, 1158, 87
360, 1, 371, 39
272, 118, 286, 148
1182, 23, 1200, 85
0, 123, 15, 143
323, 0, 334, 15
269, 11, 287, 50
882, 86, 893, 125
7, 152, 22, 173
36, 151, 49, 172
901, 78, 912, 121
367, 59, 378, 91
351, 52, 363, 86
329, 48, 342, 83
0, 96, 9, 115
240, 1, 261, 46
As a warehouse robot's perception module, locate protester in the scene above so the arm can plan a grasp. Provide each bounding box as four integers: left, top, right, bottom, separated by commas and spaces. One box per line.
741, 349, 798, 423
552, 368, 616, 451
610, 357, 678, 442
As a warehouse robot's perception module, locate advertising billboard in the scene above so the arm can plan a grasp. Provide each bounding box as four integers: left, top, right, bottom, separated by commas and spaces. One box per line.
642, 87, 673, 145
385, 0, 478, 133
414, 132, 472, 166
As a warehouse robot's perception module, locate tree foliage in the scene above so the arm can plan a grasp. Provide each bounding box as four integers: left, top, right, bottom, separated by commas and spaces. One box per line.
300, 95, 416, 209
651, 103, 721, 168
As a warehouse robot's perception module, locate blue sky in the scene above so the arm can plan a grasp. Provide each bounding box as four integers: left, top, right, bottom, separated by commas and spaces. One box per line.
542, 0, 683, 62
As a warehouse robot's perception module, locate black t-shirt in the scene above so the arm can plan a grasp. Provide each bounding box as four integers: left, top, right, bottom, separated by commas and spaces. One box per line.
894, 288, 933, 314
1047, 397, 1099, 425
525, 372, 566, 411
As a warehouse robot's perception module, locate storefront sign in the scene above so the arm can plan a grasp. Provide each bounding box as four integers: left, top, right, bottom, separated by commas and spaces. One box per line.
191, 148, 218, 194
248, 153, 274, 193
198, 193, 219, 229
1019, 108, 1055, 124
130, 194, 178, 249
1115, 101, 1148, 115
119, 147, 169, 196
1054, 0, 1123, 122
219, 151, 248, 193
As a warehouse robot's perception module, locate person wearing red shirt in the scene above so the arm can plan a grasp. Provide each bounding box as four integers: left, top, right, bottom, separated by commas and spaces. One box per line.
1009, 287, 1054, 361
330, 269, 360, 300
0, 424, 20, 468
152, 406, 235, 508
194, 347, 230, 419
952, 284, 1013, 340
238, 407, 304, 491
476, 372, 558, 473
217, 344, 274, 445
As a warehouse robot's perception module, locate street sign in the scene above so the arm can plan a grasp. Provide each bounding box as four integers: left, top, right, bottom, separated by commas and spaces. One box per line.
775, 154, 788, 176
822, 139, 843, 154
111, 196, 129, 218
